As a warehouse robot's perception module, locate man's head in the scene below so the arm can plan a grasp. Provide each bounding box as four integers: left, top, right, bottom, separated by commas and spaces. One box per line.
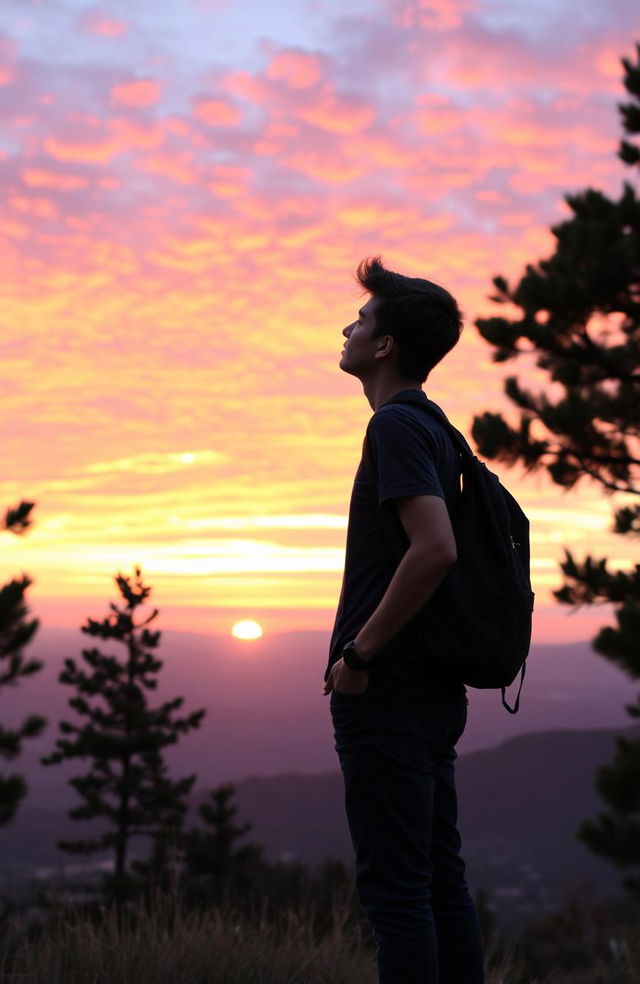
340, 256, 463, 384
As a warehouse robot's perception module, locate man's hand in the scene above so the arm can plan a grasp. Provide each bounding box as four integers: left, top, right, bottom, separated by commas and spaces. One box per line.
323, 657, 369, 696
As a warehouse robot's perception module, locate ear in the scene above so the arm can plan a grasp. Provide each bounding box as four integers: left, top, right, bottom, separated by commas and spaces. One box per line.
374, 335, 395, 360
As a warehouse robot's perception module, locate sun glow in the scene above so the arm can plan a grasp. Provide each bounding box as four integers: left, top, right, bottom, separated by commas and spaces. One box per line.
231, 619, 264, 641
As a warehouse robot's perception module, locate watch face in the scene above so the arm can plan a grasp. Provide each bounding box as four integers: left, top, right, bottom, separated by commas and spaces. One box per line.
343, 643, 366, 669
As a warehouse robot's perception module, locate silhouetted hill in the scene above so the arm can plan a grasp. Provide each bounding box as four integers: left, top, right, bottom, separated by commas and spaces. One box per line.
4, 723, 636, 929
4, 627, 635, 810
230, 725, 638, 928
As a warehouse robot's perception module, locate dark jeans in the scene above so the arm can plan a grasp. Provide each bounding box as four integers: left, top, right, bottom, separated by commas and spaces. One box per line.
331, 674, 484, 984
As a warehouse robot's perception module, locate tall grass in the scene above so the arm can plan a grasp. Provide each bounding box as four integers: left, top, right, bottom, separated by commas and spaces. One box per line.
0, 891, 637, 984
1, 891, 377, 984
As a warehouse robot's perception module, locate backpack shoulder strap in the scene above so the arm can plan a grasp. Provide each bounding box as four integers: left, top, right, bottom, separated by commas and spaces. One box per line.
387, 394, 474, 459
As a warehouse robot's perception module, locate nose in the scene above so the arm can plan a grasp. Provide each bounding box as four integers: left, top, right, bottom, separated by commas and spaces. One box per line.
343, 323, 355, 338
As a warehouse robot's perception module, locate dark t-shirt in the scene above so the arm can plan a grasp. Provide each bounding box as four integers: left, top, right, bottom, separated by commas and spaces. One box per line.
326, 389, 461, 685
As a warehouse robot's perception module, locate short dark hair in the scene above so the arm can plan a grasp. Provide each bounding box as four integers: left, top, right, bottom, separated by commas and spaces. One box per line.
356, 256, 463, 382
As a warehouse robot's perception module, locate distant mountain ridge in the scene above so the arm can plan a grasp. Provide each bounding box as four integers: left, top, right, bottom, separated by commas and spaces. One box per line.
234, 724, 638, 929
3, 723, 637, 929
3, 624, 636, 928
5, 627, 635, 800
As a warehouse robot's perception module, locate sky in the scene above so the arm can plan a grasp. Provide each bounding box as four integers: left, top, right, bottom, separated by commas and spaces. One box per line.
0, 0, 637, 644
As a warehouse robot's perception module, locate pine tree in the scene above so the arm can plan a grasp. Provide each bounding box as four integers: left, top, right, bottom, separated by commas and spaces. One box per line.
182, 783, 263, 902
42, 567, 206, 897
0, 501, 46, 825
471, 45, 640, 896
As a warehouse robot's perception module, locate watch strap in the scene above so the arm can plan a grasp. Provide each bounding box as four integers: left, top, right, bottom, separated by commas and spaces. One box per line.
342, 641, 374, 672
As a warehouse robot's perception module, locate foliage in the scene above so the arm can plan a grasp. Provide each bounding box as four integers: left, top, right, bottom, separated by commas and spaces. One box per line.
181, 784, 264, 903
42, 567, 205, 898
0, 501, 45, 825
0, 889, 379, 984
2, 886, 639, 984
472, 45, 640, 897
518, 886, 640, 984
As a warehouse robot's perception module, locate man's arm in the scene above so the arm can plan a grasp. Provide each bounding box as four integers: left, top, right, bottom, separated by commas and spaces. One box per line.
324, 494, 456, 694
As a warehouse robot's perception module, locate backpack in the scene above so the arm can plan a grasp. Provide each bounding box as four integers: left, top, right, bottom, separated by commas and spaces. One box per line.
364, 394, 534, 714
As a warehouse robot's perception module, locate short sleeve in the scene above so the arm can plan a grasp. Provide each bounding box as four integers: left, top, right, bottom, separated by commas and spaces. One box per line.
366, 405, 445, 508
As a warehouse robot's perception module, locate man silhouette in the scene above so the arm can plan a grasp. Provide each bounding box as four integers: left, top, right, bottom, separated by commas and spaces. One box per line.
324, 257, 485, 983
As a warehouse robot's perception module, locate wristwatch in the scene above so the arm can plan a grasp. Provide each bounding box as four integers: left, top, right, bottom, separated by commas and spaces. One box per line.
342, 640, 374, 672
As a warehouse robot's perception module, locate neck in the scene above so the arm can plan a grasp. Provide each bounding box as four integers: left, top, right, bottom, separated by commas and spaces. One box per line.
361, 375, 424, 411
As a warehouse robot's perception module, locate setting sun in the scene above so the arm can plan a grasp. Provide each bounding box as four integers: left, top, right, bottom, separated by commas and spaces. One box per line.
231, 620, 264, 641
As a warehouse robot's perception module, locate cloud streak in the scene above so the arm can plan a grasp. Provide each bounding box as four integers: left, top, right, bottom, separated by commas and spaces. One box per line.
0, 0, 636, 640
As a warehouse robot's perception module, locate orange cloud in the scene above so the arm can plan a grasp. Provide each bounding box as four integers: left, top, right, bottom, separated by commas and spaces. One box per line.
109, 117, 164, 150
280, 148, 365, 183
207, 163, 250, 198
164, 116, 191, 137
111, 79, 161, 108
193, 97, 241, 126
595, 46, 626, 84
80, 9, 129, 37
139, 153, 198, 184
43, 135, 120, 164
9, 196, 57, 219
344, 132, 415, 168
0, 218, 29, 238
415, 93, 467, 133
296, 88, 375, 134
223, 71, 270, 104
252, 121, 299, 156
267, 51, 324, 89
21, 168, 90, 190
474, 189, 503, 203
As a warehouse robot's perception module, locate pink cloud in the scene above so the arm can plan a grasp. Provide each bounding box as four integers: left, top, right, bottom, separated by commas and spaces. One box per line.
108, 116, 164, 150
213, 164, 251, 181
422, 25, 630, 98
207, 164, 249, 199
164, 116, 190, 137
111, 79, 161, 108
252, 121, 299, 156
139, 153, 198, 184
9, 195, 57, 218
344, 132, 415, 168
20, 168, 90, 190
594, 45, 627, 87
0, 217, 29, 239
223, 71, 270, 104
266, 51, 324, 89
79, 9, 129, 38
415, 93, 467, 134
280, 148, 366, 183
296, 87, 375, 134
43, 135, 120, 164
0, 37, 17, 86
193, 97, 241, 126
392, 0, 475, 30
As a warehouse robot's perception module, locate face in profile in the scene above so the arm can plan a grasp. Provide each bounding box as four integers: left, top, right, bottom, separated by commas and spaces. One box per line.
339, 296, 381, 379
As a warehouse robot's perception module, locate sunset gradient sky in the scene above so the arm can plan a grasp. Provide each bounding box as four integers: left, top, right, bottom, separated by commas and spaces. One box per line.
1, 0, 637, 642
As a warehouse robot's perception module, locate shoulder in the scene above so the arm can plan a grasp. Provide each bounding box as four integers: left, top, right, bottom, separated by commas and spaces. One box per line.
366, 402, 446, 444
